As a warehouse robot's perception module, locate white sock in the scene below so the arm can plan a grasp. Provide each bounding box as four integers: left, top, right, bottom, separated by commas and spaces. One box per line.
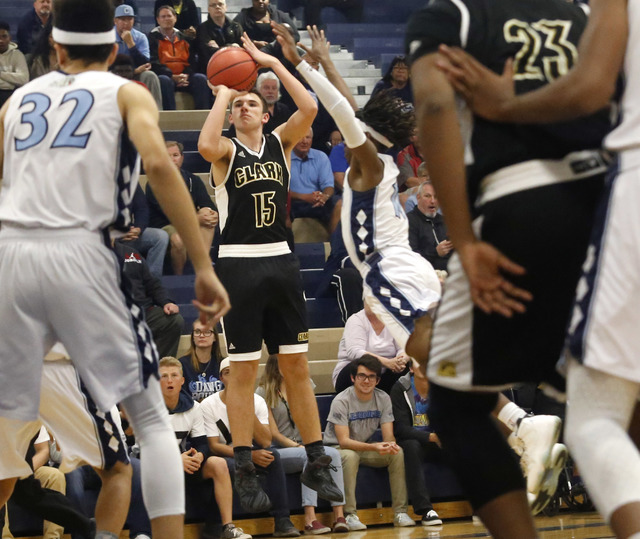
497, 401, 527, 432
629, 533, 640, 539
95, 533, 118, 539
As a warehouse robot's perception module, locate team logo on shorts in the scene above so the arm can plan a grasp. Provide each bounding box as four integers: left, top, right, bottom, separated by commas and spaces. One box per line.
297, 332, 308, 342
437, 361, 457, 378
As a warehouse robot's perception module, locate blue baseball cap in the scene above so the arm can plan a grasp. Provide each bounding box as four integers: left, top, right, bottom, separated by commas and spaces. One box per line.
115, 4, 135, 18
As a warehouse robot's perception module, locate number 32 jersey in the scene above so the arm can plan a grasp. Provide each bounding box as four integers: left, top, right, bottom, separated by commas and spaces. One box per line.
1, 71, 139, 232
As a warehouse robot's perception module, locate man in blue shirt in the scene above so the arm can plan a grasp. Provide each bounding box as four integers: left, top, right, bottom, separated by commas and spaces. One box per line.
114, 4, 163, 109
290, 127, 340, 233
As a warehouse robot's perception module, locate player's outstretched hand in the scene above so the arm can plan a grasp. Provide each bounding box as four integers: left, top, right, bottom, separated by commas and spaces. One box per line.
193, 269, 231, 324
457, 241, 532, 317
435, 44, 515, 121
241, 32, 277, 68
272, 21, 302, 65
300, 25, 331, 65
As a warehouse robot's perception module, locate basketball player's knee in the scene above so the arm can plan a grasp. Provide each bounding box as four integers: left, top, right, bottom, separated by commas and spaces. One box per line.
279, 353, 310, 379
565, 415, 619, 462
97, 460, 133, 484
204, 456, 228, 479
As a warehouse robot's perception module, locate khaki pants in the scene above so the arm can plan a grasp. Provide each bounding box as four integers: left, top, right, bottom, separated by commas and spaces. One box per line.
3, 466, 65, 539
338, 447, 408, 515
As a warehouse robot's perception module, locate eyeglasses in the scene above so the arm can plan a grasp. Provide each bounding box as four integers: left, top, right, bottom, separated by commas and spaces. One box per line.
355, 373, 379, 382
194, 329, 214, 337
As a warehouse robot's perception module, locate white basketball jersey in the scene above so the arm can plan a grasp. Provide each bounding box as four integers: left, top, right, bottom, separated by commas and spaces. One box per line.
1, 70, 140, 231
605, 1, 640, 152
342, 153, 410, 271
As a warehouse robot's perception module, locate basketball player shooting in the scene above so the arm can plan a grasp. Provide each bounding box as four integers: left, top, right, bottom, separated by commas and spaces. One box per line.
198, 26, 343, 513
272, 24, 441, 367
0, 1, 229, 538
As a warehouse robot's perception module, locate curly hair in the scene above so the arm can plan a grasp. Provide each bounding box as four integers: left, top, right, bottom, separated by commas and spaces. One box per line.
356, 90, 414, 148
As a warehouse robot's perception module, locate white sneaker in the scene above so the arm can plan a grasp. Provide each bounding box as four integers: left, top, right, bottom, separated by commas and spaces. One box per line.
393, 512, 416, 527
421, 510, 442, 526
345, 513, 367, 531
508, 415, 561, 495
528, 443, 568, 515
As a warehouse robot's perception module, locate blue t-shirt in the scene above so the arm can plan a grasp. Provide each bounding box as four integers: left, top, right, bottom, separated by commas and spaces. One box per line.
329, 143, 348, 174
411, 377, 432, 433
290, 148, 334, 193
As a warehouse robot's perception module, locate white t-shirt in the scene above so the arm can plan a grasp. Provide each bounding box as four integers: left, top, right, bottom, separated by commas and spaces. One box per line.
200, 392, 269, 445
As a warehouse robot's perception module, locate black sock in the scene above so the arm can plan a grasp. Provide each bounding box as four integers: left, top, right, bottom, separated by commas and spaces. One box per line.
305, 440, 326, 460
234, 446, 252, 467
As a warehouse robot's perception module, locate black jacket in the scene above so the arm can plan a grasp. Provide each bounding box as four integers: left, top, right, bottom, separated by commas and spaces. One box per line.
196, 16, 243, 72
233, 5, 299, 44
390, 372, 433, 446
407, 208, 451, 271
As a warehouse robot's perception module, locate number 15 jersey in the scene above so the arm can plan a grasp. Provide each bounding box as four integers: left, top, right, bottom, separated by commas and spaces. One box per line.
0, 70, 139, 232
215, 133, 291, 258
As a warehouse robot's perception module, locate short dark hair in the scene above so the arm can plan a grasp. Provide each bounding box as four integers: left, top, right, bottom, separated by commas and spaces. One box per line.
0, 21, 10, 33
350, 354, 382, 378
231, 90, 269, 114
53, 0, 114, 64
156, 4, 177, 17
382, 55, 408, 84
356, 90, 414, 149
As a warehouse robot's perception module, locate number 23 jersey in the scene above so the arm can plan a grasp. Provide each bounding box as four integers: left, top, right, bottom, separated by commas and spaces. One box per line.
1, 70, 139, 232
215, 133, 291, 257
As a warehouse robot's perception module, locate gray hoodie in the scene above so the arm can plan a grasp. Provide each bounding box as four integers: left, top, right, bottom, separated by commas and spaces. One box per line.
0, 42, 29, 91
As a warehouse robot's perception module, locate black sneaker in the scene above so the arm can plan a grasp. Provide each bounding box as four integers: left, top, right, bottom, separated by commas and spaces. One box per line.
273, 517, 300, 537
300, 455, 343, 503
234, 461, 272, 513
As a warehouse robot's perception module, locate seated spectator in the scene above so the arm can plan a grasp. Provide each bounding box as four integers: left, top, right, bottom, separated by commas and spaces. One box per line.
146, 140, 218, 275
234, 0, 298, 48
328, 141, 347, 193
179, 319, 224, 402
324, 355, 415, 530
390, 361, 443, 527
17, 0, 51, 55
201, 359, 301, 537
290, 127, 341, 233
196, 0, 243, 73
370, 56, 413, 105
0, 22, 28, 107
257, 356, 349, 535
333, 304, 408, 394
27, 20, 57, 80
113, 4, 163, 109
154, 0, 200, 39
113, 241, 184, 357
226, 71, 293, 138
149, 6, 211, 110
115, 183, 169, 278
258, 23, 303, 72
159, 357, 251, 539
396, 128, 426, 191
277, 0, 363, 29
407, 181, 452, 271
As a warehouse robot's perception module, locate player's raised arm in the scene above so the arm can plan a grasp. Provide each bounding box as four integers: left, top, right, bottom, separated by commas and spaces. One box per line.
118, 82, 230, 322
241, 30, 317, 149
198, 85, 237, 167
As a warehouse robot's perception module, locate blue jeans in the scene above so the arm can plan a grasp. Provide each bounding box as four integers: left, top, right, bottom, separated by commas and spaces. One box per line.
159, 73, 212, 110
276, 445, 345, 507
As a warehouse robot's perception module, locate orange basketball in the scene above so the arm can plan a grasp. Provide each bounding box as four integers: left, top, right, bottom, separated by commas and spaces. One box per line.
207, 47, 259, 92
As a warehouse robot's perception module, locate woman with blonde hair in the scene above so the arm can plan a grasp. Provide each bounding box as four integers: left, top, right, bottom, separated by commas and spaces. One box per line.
257, 356, 349, 534
178, 319, 223, 402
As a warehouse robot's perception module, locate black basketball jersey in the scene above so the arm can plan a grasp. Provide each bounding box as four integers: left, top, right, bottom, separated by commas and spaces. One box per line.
215, 133, 290, 255
406, 0, 612, 205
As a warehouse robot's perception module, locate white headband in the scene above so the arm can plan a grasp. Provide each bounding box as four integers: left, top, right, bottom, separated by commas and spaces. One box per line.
357, 119, 393, 148
52, 27, 116, 45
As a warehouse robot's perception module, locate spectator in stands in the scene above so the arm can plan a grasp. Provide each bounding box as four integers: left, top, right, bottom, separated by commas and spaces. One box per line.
113, 242, 184, 357
114, 4, 163, 109
27, 21, 57, 80
234, 0, 299, 48
407, 181, 452, 271
277, 0, 363, 29
402, 162, 427, 212
370, 56, 413, 105
290, 127, 341, 233
16, 0, 51, 55
149, 5, 211, 110
333, 305, 409, 394
146, 140, 218, 275
390, 360, 443, 527
396, 127, 426, 191
226, 71, 293, 137
196, 0, 243, 73
0, 22, 28, 107
153, 0, 200, 39
159, 357, 251, 539
257, 356, 349, 535
201, 359, 301, 538
324, 355, 415, 530
179, 320, 224, 402
328, 141, 347, 193
115, 184, 169, 278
